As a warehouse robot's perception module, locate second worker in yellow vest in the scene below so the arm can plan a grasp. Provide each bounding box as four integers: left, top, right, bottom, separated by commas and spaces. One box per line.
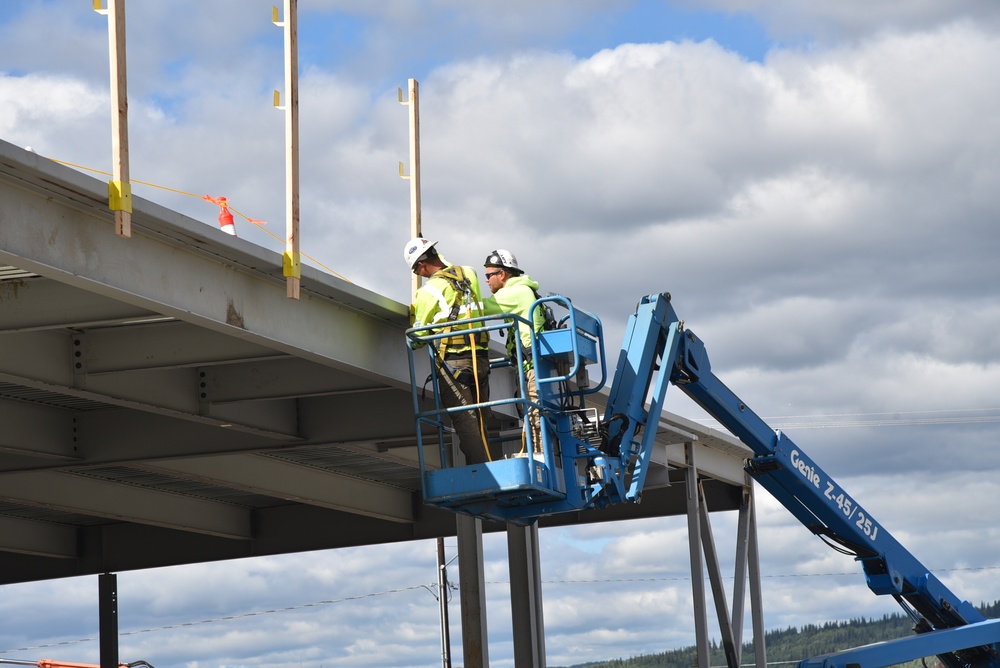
481, 249, 546, 455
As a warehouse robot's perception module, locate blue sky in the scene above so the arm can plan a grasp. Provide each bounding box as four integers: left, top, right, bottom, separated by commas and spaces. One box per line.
0, 1, 778, 99
288, 1, 777, 84
3, 1, 1000, 667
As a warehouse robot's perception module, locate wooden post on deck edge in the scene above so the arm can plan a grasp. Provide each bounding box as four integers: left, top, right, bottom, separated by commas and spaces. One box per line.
279, 0, 301, 299
401, 79, 422, 294
101, 0, 132, 237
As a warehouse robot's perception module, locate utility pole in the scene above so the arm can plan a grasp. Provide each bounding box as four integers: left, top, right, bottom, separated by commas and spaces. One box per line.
437, 537, 453, 668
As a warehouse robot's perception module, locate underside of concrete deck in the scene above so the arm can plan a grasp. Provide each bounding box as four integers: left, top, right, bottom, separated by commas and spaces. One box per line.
0, 138, 752, 586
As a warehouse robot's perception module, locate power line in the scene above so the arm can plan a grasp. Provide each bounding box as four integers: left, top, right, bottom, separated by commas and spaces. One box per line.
691, 407, 1000, 430
5, 565, 997, 655
537, 564, 1000, 586
0, 584, 429, 655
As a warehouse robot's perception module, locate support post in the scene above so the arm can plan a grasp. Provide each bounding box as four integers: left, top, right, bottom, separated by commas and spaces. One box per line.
456, 514, 489, 668
508, 523, 546, 667
732, 481, 752, 652
746, 474, 768, 668
685, 442, 711, 668
686, 446, 767, 668
101, 0, 131, 237
99, 572, 119, 668
279, 0, 301, 299
698, 479, 740, 668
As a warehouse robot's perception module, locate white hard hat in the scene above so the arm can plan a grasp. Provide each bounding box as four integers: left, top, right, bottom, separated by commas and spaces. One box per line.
484, 249, 521, 274
404, 237, 438, 270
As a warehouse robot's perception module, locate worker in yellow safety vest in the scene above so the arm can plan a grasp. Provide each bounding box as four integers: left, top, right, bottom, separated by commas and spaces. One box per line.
481, 249, 548, 455
405, 237, 494, 465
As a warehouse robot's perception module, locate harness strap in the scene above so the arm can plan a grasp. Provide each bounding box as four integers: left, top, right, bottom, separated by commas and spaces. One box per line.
431, 267, 493, 462
432, 266, 489, 359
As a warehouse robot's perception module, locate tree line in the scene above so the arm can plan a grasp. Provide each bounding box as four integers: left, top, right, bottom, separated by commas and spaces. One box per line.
553, 601, 1000, 668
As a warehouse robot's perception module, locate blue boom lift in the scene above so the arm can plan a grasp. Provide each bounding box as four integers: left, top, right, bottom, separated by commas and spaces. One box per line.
406, 292, 1000, 668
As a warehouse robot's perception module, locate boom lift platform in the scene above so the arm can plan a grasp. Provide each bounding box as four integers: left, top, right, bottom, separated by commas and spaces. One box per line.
406, 292, 1000, 668
407, 296, 611, 523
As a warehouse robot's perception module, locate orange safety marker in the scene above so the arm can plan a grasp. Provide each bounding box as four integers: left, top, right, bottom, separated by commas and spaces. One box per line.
202, 195, 237, 236
47, 156, 346, 280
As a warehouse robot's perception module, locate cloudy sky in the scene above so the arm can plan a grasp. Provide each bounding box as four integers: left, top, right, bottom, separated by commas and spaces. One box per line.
3, 0, 1000, 666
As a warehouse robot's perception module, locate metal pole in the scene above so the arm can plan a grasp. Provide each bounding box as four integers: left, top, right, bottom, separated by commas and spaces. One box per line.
456, 514, 490, 667
438, 537, 452, 668
99, 573, 119, 668
686, 442, 711, 668
746, 476, 768, 668
508, 522, 546, 667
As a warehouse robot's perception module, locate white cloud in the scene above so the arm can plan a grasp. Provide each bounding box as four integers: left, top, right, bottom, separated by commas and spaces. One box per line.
3, 1, 1000, 666
0, 74, 106, 160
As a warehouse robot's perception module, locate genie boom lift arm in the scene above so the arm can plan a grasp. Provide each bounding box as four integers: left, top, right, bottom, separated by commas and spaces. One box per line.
406, 292, 1000, 668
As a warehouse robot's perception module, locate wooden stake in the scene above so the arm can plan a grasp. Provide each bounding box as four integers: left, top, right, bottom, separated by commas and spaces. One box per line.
281, 0, 301, 299
401, 79, 422, 294
106, 0, 131, 237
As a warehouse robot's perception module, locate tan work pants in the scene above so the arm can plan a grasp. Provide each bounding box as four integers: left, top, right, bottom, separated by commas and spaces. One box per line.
438, 352, 494, 465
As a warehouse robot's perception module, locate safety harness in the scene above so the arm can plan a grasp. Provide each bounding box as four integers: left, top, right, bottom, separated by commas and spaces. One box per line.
432, 266, 489, 358
424, 266, 493, 462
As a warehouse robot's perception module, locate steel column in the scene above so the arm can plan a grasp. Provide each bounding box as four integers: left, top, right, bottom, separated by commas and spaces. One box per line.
685, 442, 711, 668
508, 522, 546, 667
698, 479, 740, 668
746, 474, 767, 668
456, 514, 489, 667
99, 572, 119, 668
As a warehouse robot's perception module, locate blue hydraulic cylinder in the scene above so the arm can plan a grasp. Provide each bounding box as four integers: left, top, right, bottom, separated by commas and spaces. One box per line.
601, 294, 684, 502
